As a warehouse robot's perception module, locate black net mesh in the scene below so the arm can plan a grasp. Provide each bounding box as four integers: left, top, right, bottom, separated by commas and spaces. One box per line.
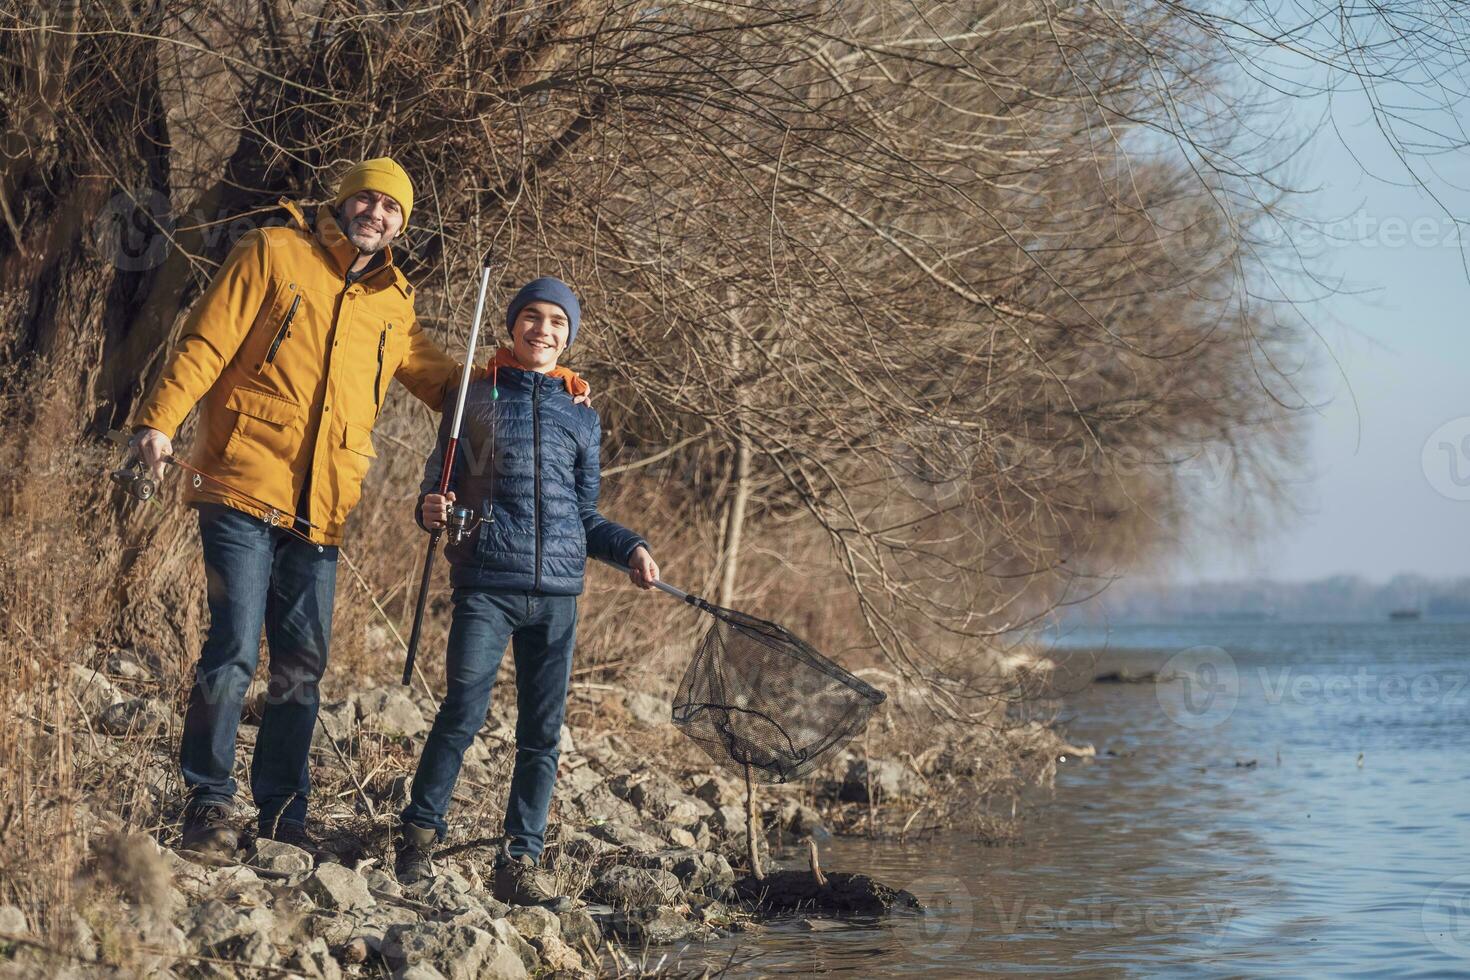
672, 603, 886, 784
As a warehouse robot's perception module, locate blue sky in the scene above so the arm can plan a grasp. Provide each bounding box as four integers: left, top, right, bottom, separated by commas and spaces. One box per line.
1166, 76, 1470, 584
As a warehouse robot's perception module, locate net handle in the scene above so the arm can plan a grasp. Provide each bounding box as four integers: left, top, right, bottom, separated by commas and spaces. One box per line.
594, 556, 691, 602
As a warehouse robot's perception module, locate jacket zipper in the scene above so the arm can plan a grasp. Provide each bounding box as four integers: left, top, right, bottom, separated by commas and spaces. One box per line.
263, 294, 301, 366
532, 374, 542, 591
372, 327, 386, 414
486, 378, 497, 526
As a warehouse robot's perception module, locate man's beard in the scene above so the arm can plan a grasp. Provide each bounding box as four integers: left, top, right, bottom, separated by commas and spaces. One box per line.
341, 211, 393, 253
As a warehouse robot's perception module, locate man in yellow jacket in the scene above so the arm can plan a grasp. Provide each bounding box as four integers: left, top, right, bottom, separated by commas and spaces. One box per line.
129, 158, 457, 857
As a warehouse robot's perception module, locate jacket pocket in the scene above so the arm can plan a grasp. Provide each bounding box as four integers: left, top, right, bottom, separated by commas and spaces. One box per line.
342, 419, 377, 458
221, 385, 298, 465
327, 419, 377, 525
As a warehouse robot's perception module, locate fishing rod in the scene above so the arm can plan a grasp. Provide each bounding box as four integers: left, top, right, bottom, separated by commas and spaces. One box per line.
401, 265, 492, 686
106, 430, 323, 550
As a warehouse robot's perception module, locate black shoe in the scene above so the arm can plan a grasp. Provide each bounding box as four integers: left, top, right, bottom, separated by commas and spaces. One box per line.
493, 853, 570, 911
394, 823, 437, 885
261, 819, 319, 857
180, 802, 240, 858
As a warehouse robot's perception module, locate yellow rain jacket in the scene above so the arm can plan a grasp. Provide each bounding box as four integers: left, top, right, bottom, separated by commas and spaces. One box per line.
132, 199, 459, 545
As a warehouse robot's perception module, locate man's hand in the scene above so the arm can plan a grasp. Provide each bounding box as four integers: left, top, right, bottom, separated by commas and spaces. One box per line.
627, 545, 659, 590
573, 379, 592, 408
422, 490, 456, 530
129, 427, 172, 482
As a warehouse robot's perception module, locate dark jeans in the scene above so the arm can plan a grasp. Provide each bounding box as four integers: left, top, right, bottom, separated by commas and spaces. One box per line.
401, 589, 578, 861
179, 502, 338, 831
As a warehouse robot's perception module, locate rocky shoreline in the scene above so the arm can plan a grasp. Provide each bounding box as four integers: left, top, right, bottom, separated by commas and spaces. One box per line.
0, 652, 1010, 978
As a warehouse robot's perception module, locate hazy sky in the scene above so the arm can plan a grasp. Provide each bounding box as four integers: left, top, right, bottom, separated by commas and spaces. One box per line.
1164, 77, 1470, 584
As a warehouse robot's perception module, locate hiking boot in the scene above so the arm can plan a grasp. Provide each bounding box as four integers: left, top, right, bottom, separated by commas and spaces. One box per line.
180, 802, 239, 858
492, 853, 570, 911
394, 823, 437, 884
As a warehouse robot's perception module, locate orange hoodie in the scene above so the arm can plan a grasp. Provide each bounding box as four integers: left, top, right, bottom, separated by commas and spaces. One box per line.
485, 345, 590, 400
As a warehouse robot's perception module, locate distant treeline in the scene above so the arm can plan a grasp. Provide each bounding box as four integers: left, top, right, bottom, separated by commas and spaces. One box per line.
1067, 574, 1470, 623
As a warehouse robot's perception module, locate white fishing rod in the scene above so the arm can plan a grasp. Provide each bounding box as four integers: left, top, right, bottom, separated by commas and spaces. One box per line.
402, 266, 492, 685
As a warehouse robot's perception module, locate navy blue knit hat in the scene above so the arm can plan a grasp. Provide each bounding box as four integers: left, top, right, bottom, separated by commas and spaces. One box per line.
506, 276, 581, 348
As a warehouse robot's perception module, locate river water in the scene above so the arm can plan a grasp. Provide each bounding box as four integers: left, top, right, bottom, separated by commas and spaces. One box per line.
674, 620, 1470, 977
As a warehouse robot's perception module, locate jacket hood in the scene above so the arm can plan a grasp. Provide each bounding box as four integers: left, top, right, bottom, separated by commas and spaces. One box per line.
483, 345, 589, 400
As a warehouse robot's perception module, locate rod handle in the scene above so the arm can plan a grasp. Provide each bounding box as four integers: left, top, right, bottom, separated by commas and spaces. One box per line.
402, 530, 442, 686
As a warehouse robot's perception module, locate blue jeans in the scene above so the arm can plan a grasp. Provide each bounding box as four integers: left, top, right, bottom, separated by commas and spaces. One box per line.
401, 589, 578, 861
179, 502, 338, 831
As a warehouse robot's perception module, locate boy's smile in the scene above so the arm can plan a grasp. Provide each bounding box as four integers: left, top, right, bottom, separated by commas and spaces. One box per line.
511, 300, 570, 373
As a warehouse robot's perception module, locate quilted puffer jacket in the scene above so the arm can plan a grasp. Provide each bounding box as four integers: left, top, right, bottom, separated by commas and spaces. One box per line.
417, 363, 649, 594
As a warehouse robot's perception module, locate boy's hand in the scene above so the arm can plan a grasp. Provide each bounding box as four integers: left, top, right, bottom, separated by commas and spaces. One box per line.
627, 546, 659, 590
422, 491, 456, 530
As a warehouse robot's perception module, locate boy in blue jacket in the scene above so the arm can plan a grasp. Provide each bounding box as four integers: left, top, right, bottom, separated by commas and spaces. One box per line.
394, 277, 658, 906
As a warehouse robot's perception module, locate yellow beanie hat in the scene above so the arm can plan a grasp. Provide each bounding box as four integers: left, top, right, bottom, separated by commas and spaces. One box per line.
334, 157, 414, 226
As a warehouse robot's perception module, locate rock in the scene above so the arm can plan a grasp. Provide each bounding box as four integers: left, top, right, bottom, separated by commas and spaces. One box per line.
201, 864, 267, 905
312, 699, 356, 748
693, 776, 742, 809
789, 804, 831, 840
483, 917, 537, 972
286, 935, 343, 980
666, 826, 698, 849
302, 910, 358, 946
530, 934, 585, 973
603, 905, 700, 945
590, 865, 683, 908
339, 936, 371, 963
106, 652, 151, 680
678, 852, 734, 898
365, 868, 403, 897
0, 905, 27, 939
587, 821, 666, 853
558, 907, 601, 950
775, 801, 831, 841
186, 899, 277, 948
571, 783, 641, 827
506, 904, 559, 941
559, 724, 576, 753
65, 910, 98, 961
559, 830, 620, 863
399, 966, 451, 980
623, 691, 667, 728
709, 805, 747, 837
609, 773, 708, 824
839, 758, 927, 803
405, 871, 482, 913
625, 849, 734, 898
561, 763, 602, 796
68, 664, 124, 717
381, 922, 528, 980
302, 863, 374, 911
97, 696, 179, 736
245, 838, 314, 874
356, 687, 428, 737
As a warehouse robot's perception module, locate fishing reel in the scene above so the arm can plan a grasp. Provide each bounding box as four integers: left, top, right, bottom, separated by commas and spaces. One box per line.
446, 504, 479, 545
109, 457, 157, 502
